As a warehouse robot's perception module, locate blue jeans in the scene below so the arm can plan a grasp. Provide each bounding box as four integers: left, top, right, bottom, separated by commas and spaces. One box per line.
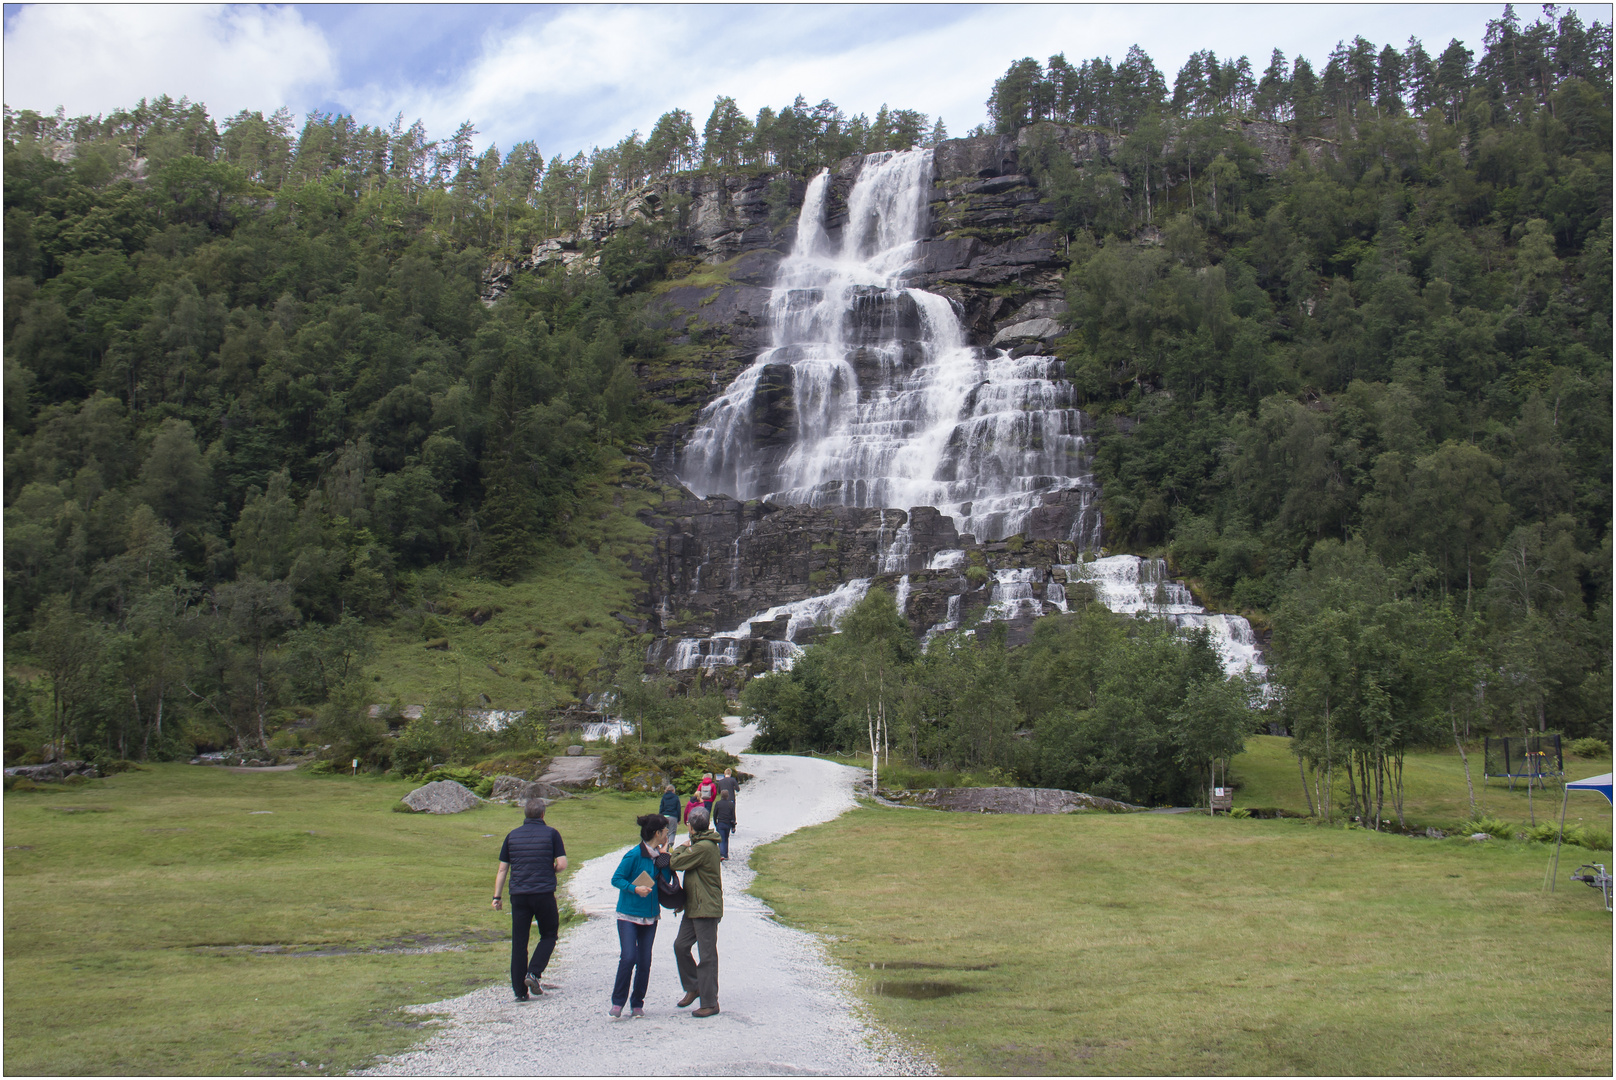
716, 822, 731, 858
612, 919, 658, 1008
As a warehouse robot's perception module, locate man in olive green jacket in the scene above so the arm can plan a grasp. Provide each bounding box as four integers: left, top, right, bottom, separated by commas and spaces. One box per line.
669, 807, 723, 1017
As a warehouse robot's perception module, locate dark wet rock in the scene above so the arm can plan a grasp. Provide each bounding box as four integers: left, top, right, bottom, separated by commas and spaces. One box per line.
889, 786, 1141, 814
4, 760, 100, 781
489, 776, 570, 804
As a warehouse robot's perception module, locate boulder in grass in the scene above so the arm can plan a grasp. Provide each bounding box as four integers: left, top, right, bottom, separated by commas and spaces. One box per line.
401, 780, 482, 814
488, 776, 569, 804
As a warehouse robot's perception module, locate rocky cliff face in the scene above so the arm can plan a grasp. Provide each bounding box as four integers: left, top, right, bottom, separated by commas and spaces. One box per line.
495, 130, 1287, 680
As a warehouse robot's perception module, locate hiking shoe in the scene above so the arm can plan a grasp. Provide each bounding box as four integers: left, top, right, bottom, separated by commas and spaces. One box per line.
692, 1005, 720, 1018
608, 1004, 623, 1018
631, 1007, 646, 1018
525, 974, 544, 997
676, 990, 699, 1008
514, 995, 530, 1003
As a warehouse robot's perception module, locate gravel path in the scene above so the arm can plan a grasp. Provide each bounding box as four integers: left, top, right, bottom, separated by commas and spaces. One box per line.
362, 720, 933, 1076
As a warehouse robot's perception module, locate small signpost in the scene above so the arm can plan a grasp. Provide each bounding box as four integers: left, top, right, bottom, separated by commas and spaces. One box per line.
1211, 787, 1233, 814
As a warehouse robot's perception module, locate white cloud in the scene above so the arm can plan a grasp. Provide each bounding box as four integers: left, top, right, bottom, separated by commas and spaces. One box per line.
339, 2, 1559, 159
3, 4, 335, 120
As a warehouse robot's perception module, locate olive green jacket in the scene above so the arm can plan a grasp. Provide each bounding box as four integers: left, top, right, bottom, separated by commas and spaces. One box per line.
668, 830, 723, 919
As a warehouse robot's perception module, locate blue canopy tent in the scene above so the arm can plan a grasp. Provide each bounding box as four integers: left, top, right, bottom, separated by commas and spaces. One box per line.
1550, 773, 1613, 910
1566, 773, 1614, 802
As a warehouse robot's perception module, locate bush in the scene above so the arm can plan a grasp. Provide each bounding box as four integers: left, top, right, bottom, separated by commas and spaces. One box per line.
1229, 807, 1252, 819
1568, 737, 1610, 759
1467, 815, 1513, 839
391, 717, 442, 777
409, 764, 494, 797
1572, 825, 1613, 851
471, 749, 556, 780
1521, 821, 1614, 851
601, 743, 741, 795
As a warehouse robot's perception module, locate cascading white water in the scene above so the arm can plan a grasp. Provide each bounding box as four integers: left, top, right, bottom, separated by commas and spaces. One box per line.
1056, 555, 1266, 679
661, 578, 872, 675
985, 567, 1046, 620
680, 148, 1093, 544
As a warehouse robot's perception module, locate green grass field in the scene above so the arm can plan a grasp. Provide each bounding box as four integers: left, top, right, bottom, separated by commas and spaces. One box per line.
1234, 735, 1614, 835
752, 804, 1615, 1076
7, 742, 1612, 1075
2, 765, 660, 1075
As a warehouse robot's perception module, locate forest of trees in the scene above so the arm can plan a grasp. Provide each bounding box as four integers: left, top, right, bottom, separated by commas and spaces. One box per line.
3, 7, 1610, 810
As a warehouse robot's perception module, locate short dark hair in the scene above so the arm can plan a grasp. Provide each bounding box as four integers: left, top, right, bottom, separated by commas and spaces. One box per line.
636, 813, 668, 841
524, 798, 547, 820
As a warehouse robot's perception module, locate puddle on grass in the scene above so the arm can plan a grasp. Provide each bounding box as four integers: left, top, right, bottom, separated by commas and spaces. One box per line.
872, 981, 978, 999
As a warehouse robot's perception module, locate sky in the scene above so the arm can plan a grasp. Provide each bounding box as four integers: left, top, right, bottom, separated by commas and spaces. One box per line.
4, 3, 1610, 160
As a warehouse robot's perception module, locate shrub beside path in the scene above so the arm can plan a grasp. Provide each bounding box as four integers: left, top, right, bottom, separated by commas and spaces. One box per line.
362, 719, 933, 1076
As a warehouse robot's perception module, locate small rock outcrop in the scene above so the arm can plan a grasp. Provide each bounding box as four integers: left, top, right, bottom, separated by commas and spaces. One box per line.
888, 786, 1140, 814
539, 755, 606, 788
5, 761, 102, 780
401, 780, 482, 814
489, 776, 569, 804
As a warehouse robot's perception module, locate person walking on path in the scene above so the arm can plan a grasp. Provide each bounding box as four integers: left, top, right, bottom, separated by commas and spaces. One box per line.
715, 767, 738, 805
712, 790, 736, 861
658, 784, 682, 840
669, 806, 723, 1017
607, 814, 676, 1018
695, 772, 717, 808
492, 799, 568, 1002
683, 792, 702, 828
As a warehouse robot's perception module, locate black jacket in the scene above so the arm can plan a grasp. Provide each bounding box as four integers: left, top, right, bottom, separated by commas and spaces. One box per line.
500, 820, 566, 893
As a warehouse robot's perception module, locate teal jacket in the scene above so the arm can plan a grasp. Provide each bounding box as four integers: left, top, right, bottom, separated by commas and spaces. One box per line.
611, 843, 673, 920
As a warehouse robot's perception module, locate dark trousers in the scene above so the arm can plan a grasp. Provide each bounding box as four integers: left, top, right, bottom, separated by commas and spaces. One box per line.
716, 822, 731, 858
673, 914, 720, 1008
612, 919, 659, 1008
510, 891, 559, 996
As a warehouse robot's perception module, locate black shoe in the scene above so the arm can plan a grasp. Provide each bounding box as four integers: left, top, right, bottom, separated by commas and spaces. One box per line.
514, 995, 530, 1003
525, 974, 544, 997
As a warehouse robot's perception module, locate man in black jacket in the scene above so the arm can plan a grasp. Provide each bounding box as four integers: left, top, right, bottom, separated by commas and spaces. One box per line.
492, 799, 568, 1001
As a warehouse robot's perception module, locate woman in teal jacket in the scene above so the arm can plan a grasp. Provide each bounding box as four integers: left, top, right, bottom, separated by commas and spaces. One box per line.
607, 813, 674, 1017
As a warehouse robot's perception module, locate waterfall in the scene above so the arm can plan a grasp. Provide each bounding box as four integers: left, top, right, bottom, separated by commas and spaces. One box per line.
680, 148, 1093, 543
1056, 556, 1266, 679
985, 567, 1047, 620
663, 578, 872, 674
